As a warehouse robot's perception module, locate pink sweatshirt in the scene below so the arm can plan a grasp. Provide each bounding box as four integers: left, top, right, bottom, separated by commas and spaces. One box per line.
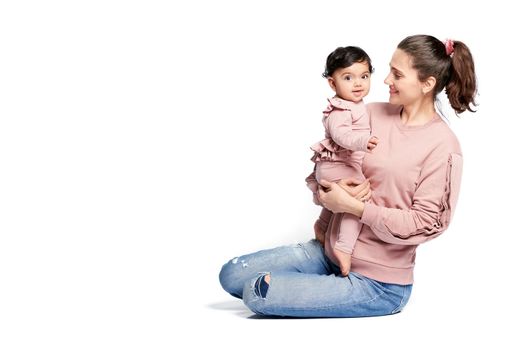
310, 97, 371, 165
326, 102, 463, 285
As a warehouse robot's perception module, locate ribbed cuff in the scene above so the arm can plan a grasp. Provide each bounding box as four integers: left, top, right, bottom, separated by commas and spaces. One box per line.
360, 202, 380, 227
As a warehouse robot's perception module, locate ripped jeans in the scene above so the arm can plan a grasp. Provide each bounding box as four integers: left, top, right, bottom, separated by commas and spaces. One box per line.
219, 239, 412, 318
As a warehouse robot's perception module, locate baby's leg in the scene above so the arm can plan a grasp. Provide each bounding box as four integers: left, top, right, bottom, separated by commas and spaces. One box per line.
332, 216, 363, 276
314, 161, 365, 276
309, 162, 348, 244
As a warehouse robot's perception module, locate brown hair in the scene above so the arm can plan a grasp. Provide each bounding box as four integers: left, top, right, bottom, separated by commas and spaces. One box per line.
397, 35, 477, 115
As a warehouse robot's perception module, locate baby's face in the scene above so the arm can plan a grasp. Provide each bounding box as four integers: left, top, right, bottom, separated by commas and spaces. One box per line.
328, 61, 371, 102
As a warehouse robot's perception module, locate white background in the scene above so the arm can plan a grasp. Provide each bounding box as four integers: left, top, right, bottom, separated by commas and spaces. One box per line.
1, 1, 524, 349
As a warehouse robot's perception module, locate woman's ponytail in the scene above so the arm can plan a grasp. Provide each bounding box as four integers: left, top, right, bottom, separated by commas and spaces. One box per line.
445, 40, 478, 114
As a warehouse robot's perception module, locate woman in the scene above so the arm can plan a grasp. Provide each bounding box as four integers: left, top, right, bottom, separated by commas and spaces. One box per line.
219, 35, 477, 317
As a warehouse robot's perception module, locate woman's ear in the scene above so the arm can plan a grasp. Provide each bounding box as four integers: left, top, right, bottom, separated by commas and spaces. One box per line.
327, 77, 337, 92
422, 76, 436, 95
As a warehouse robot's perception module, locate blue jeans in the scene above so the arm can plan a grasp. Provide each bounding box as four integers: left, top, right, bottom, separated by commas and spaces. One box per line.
219, 239, 412, 318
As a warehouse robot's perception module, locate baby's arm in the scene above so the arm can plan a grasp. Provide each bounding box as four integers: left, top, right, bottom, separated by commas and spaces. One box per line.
326, 110, 373, 152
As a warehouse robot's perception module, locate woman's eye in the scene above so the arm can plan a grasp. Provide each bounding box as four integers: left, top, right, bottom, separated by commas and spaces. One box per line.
391, 71, 401, 79
390, 69, 402, 79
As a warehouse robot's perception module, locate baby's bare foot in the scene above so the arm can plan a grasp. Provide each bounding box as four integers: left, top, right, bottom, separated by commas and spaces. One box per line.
334, 248, 352, 276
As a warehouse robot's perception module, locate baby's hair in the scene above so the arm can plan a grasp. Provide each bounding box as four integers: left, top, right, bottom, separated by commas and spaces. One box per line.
322, 46, 373, 78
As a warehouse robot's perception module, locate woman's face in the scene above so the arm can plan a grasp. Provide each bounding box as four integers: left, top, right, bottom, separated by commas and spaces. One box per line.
384, 49, 425, 106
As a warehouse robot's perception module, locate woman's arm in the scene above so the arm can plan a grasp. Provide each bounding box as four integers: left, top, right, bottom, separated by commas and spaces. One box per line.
319, 153, 463, 245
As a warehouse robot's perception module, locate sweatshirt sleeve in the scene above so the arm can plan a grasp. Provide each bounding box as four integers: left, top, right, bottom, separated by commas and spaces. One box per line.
326, 109, 371, 152
360, 153, 463, 245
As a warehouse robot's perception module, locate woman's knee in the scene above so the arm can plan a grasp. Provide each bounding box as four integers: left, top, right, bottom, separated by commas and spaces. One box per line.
218, 258, 244, 298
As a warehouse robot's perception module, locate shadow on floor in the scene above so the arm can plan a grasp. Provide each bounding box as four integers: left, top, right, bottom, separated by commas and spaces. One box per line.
207, 300, 253, 318
208, 300, 304, 319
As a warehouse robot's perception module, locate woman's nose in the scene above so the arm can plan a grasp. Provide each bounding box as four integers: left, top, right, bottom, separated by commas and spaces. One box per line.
384, 74, 392, 85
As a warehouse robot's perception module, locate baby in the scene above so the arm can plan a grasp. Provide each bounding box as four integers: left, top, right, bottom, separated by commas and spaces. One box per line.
306, 46, 378, 276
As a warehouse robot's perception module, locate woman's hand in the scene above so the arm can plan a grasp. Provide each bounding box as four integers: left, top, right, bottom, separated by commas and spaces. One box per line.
338, 177, 371, 202
318, 179, 367, 217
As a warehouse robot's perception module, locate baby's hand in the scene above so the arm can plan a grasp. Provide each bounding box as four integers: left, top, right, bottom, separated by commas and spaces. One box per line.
367, 136, 379, 151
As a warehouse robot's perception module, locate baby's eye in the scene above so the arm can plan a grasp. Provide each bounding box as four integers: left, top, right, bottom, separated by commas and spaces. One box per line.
362, 74, 370, 79
343, 76, 352, 81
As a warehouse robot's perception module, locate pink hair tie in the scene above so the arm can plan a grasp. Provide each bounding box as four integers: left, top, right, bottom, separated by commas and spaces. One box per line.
443, 38, 454, 57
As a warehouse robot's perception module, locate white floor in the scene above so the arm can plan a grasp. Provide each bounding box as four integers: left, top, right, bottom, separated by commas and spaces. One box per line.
200, 263, 521, 350
1, 247, 521, 350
